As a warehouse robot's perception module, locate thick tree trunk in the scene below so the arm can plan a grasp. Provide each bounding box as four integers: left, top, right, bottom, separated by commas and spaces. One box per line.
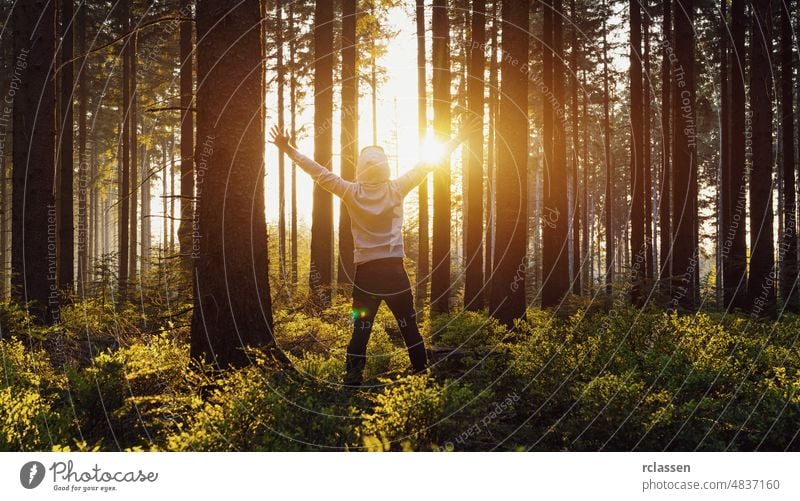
490, 0, 528, 326
191, 0, 277, 368
415, 0, 429, 311
338, 0, 357, 286
178, 0, 194, 269
670, 0, 697, 310
779, 0, 798, 310
464, 0, 485, 310
722, 0, 748, 310
12, 1, 57, 321
747, 0, 775, 316
431, 0, 451, 313
629, 0, 645, 303
310, 0, 334, 307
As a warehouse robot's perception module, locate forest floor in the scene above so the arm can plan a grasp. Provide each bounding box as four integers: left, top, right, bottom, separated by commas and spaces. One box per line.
1, 272, 799, 451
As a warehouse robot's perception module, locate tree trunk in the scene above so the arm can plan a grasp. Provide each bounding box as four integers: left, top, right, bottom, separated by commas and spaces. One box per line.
542, 0, 570, 308
338, 0, 357, 286
670, 0, 697, 310
779, 0, 797, 310
415, 0, 429, 311
77, 0, 88, 294
310, 0, 334, 307
289, 1, 298, 290
276, 0, 287, 286
570, 0, 581, 295
170, 136, 175, 250
747, 0, 775, 316
629, 0, 645, 304
11, 1, 57, 321
721, 0, 748, 310
128, 30, 138, 282
658, 0, 671, 295
191, 0, 278, 368
489, 0, 528, 326
178, 0, 194, 269
162, 138, 168, 249
643, 8, 653, 282
602, 4, 613, 294
484, 0, 498, 305
582, 68, 591, 292
464, 0, 485, 310
431, 0, 451, 313
59, 0, 74, 293
140, 145, 150, 274
118, 0, 130, 296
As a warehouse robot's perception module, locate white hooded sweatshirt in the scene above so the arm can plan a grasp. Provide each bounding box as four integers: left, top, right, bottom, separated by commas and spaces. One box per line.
287, 145, 434, 265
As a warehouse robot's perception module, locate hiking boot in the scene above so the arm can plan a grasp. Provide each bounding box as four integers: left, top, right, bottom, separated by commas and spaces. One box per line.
343, 367, 364, 388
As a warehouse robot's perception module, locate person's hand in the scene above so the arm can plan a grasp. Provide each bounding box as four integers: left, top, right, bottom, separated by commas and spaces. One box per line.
269, 125, 293, 151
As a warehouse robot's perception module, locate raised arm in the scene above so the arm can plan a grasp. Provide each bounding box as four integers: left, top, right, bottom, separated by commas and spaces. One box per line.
396, 115, 483, 196
269, 126, 354, 199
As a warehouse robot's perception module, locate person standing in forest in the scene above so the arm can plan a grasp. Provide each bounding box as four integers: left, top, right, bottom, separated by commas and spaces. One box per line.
269, 117, 479, 386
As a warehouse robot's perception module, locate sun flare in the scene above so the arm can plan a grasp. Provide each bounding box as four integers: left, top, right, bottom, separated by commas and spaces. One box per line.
419, 132, 445, 165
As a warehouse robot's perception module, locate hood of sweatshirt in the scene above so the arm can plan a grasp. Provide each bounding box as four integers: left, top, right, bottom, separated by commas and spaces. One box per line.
356, 146, 390, 184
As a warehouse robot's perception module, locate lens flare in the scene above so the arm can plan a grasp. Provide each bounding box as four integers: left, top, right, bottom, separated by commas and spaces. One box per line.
419, 133, 445, 164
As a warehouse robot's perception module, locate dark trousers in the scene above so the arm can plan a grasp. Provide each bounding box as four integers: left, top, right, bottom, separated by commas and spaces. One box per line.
346, 257, 428, 375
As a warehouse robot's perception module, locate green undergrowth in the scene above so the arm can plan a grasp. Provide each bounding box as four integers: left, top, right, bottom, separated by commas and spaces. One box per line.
1, 296, 799, 451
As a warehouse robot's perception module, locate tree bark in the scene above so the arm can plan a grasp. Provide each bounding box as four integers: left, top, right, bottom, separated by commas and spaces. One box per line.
12, 1, 57, 321
338, 0, 357, 286
779, 0, 797, 310
464, 0, 485, 310
117, 0, 130, 296
277, 0, 287, 286
629, 0, 645, 303
310, 0, 334, 307
484, 0, 498, 305
490, 0, 528, 326
431, 0, 451, 313
542, 0, 570, 308
289, 1, 298, 290
570, 0, 581, 295
747, 0, 775, 316
602, 3, 613, 294
128, 30, 138, 282
77, 0, 88, 294
670, 0, 697, 310
643, 7, 653, 282
415, 0, 429, 311
721, 0, 748, 309
658, 0, 671, 296
191, 0, 278, 368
